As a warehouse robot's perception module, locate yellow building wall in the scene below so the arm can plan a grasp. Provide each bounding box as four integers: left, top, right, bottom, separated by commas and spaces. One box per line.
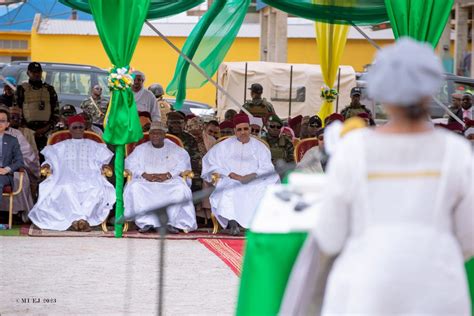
0, 32, 31, 58
31, 32, 393, 106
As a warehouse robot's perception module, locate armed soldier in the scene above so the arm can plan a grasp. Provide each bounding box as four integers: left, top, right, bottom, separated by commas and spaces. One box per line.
16, 62, 59, 151
262, 114, 294, 165
242, 83, 275, 123
340, 87, 372, 120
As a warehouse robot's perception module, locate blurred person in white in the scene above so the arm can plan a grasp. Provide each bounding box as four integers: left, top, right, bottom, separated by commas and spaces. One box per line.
282, 38, 473, 315
131, 71, 160, 122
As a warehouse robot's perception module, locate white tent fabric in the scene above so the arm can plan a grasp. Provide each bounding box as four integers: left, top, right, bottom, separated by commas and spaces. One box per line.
217, 61, 356, 120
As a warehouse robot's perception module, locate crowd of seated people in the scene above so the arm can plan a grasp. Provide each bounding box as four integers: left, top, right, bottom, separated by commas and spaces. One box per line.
1, 68, 472, 236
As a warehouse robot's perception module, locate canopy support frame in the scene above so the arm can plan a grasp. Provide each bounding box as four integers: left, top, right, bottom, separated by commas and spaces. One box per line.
145, 20, 252, 116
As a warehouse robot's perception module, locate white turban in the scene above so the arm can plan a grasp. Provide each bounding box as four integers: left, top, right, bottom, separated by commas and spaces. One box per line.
132, 70, 146, 81
249, 116, 263, 128
367, 37, 444, 106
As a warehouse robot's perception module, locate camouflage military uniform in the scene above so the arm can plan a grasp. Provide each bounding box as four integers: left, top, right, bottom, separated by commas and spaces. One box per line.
243, 98, 276, 121
80, 96, 109, 125
157, 98, 172, 124
263, 134, 295, 164
340, 104, 372, 120
170, 130, 203, 191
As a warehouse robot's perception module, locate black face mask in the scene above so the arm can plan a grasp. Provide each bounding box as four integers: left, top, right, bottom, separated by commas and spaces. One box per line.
29, 79, 42, 88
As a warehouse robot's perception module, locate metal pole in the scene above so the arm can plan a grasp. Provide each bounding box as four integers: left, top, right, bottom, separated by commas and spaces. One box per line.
244, 62, 248, 103
350, 22, 382, 50
335, 67, 341, 112
158, 226, 166, 316
288, 65, 293, 118
215, 68, 219, 107
432, 96, 466, 127
144, 20, 252, 116
0, 75, 16, 91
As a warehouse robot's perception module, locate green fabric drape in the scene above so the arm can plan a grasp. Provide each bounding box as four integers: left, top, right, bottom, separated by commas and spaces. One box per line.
88, 0, 149, 237
262, 0, 389, 25
385, 0, 454, 47
166, 0, 250, 109
236, 231, 308, 316
467, 258, 474, 313
59, 0, 204, 19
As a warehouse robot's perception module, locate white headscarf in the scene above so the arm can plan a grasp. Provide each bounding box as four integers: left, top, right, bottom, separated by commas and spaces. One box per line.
132, 70, 146, 82
367, 37, 444, 106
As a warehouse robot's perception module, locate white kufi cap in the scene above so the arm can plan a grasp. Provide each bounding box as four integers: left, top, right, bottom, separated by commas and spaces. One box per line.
367, 37, 444, 106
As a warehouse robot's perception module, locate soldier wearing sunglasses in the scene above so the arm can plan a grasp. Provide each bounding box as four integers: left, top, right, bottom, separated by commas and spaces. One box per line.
262, 114, 294, 165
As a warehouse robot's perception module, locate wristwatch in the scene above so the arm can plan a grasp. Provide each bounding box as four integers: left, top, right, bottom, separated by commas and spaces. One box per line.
166, 173, 171, 179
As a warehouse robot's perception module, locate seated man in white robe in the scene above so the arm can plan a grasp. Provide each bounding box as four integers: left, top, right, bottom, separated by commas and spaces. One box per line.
124, 121, 197, 234
202, 113, 280, 235
29, 114, 115, 232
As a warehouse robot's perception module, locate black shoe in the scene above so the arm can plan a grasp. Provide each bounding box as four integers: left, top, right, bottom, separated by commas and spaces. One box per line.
138, 225, 154, 233
228, 220, 240, 236
166, 225, 180, 234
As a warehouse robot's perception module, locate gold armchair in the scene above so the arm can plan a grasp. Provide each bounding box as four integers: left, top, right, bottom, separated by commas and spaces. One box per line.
209, 173, 221, 234
115, 133, 193, 233
208, 136, 270, 234
45, 130, 115, 233
2, 168, 26, 229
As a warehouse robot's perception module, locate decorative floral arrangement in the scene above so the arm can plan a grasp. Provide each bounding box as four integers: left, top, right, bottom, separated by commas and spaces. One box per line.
320, 86, 339, 102
107, 66, 134, 91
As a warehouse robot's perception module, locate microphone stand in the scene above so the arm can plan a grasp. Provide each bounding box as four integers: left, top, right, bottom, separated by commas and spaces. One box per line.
118, 160, 298, 315
156, 207, 169, 316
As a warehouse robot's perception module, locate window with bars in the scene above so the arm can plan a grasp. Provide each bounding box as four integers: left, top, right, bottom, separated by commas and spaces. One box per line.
0, 40, 28, 50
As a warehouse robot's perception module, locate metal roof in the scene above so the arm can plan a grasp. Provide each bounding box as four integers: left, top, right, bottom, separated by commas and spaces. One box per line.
0, 0, 92, 31
36, 17, 396, 40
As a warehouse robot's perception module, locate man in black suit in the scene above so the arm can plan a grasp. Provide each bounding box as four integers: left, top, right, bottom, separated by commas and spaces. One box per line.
0, 108, 24, 205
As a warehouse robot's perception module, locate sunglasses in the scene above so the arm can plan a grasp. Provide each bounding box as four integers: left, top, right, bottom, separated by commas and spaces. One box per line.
268, 124, 281, 129
309, 123, 321, 128
71, 125, 85, 130
168, 120, 183, 124
251, 128, 261, 133
236, 127, 250, 132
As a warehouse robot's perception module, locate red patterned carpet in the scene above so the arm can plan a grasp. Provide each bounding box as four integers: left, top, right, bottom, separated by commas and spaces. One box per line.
26, 224, 245, 240
198, 238, 245, 276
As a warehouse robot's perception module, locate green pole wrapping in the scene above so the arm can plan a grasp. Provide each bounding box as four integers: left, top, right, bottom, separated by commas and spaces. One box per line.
87, 0, 150, 237
114, 145, 125, 238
